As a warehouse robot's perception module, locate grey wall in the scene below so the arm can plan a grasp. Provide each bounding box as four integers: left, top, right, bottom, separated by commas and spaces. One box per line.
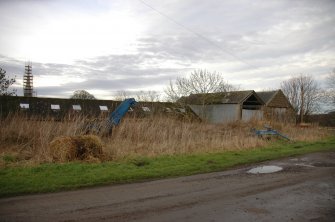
189, 104, 240, 124
242, 109, 263, 122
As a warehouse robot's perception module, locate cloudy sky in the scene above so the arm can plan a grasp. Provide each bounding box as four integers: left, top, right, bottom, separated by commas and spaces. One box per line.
0, 0, 334, 99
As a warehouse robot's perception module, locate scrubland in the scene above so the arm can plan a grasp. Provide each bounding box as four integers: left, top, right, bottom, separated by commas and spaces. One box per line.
0, 113, 331, 166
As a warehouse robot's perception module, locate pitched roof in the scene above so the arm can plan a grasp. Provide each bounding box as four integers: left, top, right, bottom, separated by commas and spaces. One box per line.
256, 90, 279, 105
257, 89, 295, 109
180, 90, 262, 105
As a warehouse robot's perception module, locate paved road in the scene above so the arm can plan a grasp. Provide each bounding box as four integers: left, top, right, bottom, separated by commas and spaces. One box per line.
1, 152, 335, 222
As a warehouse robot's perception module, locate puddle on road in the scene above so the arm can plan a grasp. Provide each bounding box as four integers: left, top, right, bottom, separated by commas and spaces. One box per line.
247, 165, 283, 174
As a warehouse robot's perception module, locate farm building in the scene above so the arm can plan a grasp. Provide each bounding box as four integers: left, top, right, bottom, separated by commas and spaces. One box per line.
180, 90, 264, 124
0, 96, 119, 119
0, 90, 295, 124
256, 90, 296, 123
0, 96, 176, 119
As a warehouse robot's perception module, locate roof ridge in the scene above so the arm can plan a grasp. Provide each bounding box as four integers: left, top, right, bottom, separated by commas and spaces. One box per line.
255, 90, 280, 105
237, 90, 257, 104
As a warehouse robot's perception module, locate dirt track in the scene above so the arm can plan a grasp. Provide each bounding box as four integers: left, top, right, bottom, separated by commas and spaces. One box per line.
1, 151, 334, 222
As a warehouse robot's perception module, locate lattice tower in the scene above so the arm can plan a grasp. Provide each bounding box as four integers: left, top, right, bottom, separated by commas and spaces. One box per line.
23, 62, 33, 97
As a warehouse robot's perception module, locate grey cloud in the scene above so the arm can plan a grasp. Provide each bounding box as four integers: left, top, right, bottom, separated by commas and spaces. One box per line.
76, 72, 180, 90
34, 71, 183, 98
1, 0, 335, 99
136, 35, 232, 64
1, 53, 193, 98
34, 86, 72, 98
0, 55, 23, 78
143, 0, 335, 66
0, 55, 78, 79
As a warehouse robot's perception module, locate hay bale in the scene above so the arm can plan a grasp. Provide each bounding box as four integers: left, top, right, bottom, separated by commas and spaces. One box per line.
73, 135, 103, 160
49, 135, 103, 162
49, 136, 77, 162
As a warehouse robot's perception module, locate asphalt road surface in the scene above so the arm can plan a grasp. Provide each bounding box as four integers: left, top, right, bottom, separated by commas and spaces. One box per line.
1, 152, 334, 222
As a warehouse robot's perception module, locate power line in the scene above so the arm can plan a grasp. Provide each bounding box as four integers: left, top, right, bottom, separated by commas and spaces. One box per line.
138, 0, 257, 69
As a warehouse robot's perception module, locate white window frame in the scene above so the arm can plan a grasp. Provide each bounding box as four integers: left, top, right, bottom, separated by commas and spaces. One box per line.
72, 105, 82, 111
99, 105, 108, 111
51, 104, 60, 110
142, 106, 151, 112
20, 103, 29, 109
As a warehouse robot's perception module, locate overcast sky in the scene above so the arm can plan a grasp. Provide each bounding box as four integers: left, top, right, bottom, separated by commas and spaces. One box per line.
0, 0, 334, 99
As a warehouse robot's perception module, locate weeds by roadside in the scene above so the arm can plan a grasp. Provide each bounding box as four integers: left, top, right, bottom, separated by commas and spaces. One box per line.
0, 113, 332, 166
1, 138, 334, 197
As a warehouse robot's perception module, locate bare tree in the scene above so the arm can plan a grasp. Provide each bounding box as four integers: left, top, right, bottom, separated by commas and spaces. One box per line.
325, 69, 335, 107
114, 90, 161, 102
71, 90, 96, 100
281, 74, 321, 123
0, 67, 16, 96
113, 90, 131, 101
165, 69, 235, 102
135, 90, 161, 102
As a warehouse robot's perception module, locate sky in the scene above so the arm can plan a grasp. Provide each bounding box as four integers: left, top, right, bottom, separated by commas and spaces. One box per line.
0, 0, 334, 100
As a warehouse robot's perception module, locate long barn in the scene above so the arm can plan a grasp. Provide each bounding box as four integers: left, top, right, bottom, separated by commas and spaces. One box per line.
0, 96, 176, 119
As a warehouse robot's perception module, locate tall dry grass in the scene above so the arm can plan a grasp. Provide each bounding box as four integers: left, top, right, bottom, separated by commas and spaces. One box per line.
0, 114, 86, 163
0, 113, 331, 165
106, 117, 267, 158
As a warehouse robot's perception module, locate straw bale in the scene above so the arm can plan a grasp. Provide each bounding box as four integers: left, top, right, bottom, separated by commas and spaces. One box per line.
49, 135, 103, 162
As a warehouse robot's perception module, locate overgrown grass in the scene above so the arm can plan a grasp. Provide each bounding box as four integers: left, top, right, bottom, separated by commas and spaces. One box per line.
0, 114, 333, 197
0, 114, 331, 164
1, 137, 334, 198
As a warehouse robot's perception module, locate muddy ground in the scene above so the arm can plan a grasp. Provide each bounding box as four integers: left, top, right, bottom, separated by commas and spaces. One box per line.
0, 151, 334, 222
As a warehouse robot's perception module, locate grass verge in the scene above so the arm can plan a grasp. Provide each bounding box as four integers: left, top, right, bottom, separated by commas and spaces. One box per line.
1, 137, 334, 198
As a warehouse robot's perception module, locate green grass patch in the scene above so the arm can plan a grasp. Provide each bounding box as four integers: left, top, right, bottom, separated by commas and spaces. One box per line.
2, 154, 18, 163
1, 137, 335, 198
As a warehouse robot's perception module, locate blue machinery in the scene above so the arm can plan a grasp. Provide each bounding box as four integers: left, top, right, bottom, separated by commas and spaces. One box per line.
108, 98, 137, 126
104, 98, 137, 134
85, 98, 137, 135
252, 125, 290, 141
